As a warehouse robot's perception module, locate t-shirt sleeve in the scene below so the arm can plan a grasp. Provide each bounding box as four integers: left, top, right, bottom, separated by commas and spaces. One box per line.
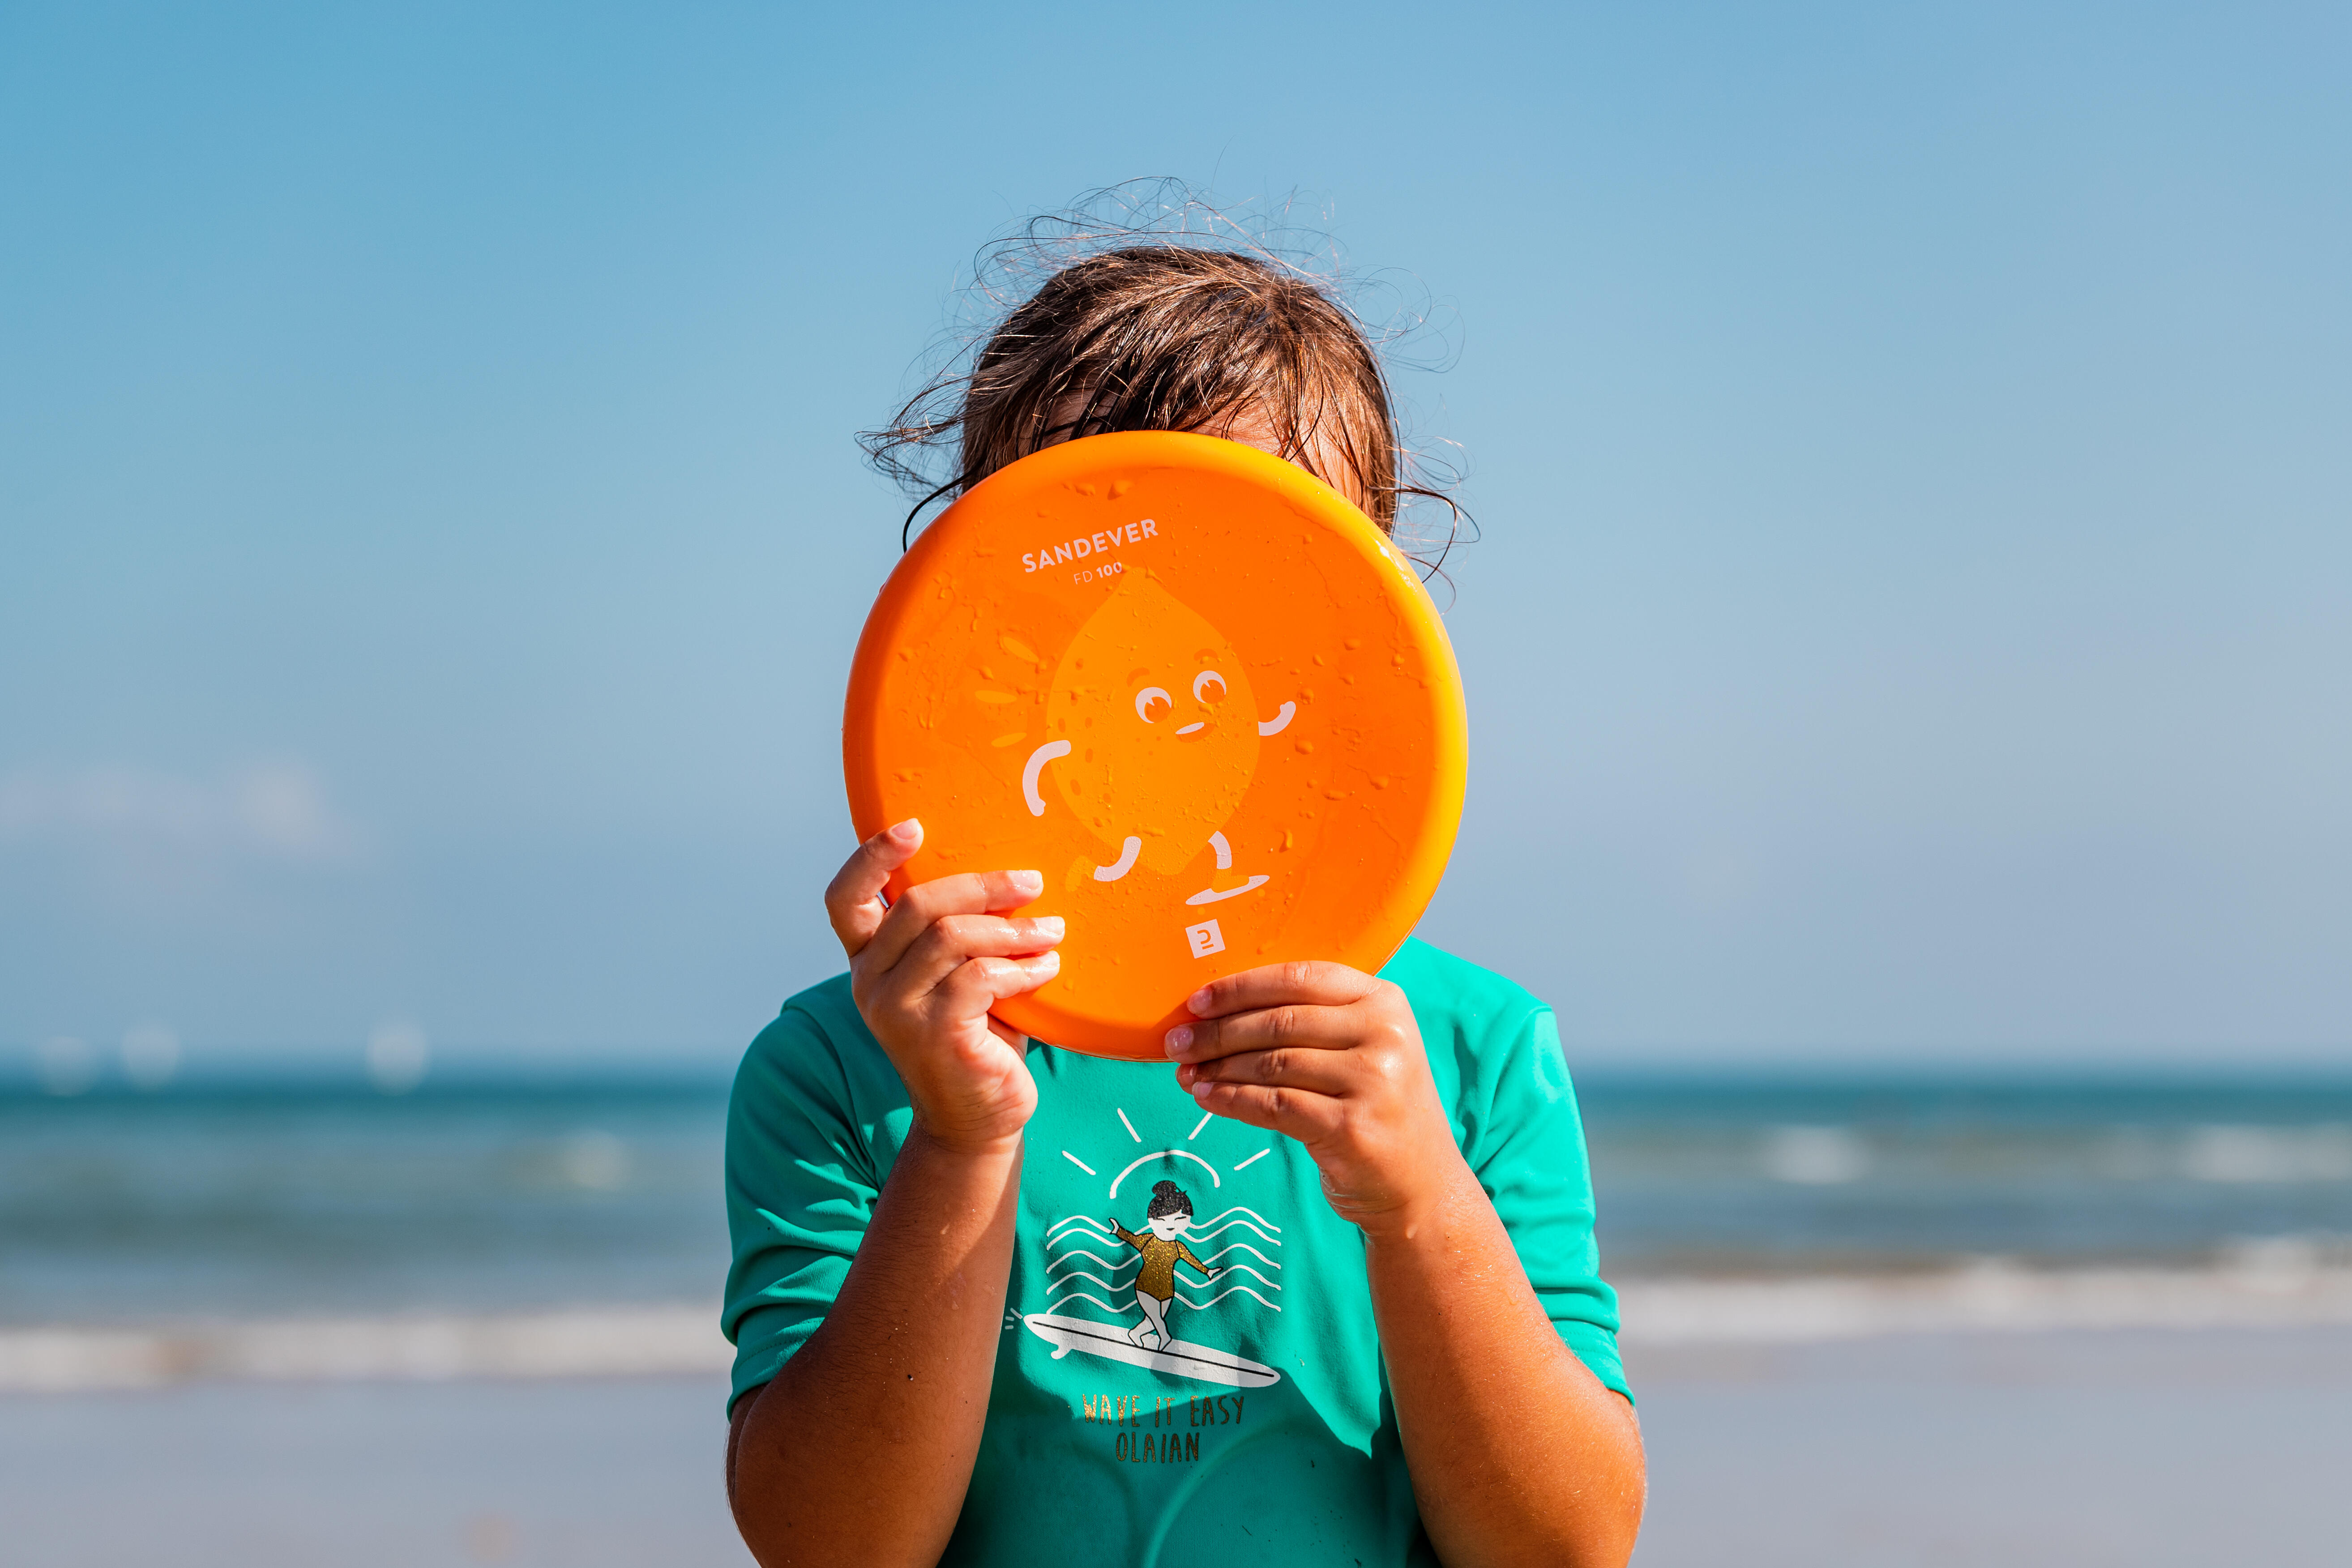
721, 999, 883, 1416
1463, 1006, 1631, 1405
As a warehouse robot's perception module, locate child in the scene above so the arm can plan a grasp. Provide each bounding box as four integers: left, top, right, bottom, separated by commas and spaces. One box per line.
1111, 1181, 1220, 1350
723, 225, 1644, 1568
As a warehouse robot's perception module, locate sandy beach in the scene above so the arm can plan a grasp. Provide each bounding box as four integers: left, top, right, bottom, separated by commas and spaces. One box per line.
9, 1081, 2346, 1562
6, 1318, 2346, 1566
1627, 1326, 2350, 1567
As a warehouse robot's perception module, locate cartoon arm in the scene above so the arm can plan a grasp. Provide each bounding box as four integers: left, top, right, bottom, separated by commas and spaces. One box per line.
1110, 1221, 1146, 1253
1175, 1241, 1218, 1279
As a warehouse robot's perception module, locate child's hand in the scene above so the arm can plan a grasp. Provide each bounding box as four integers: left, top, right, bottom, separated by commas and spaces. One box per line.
826, 818, 1061, 1154
1166, 963, 1464, 1236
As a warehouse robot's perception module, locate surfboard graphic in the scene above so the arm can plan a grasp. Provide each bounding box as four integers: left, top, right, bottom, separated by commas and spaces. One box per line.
1023, 1312, 1281, 1389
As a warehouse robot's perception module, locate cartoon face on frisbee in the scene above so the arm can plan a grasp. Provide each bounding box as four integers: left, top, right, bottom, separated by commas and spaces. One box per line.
842, 432, 1468, 1060
1023, 573, 1290, 904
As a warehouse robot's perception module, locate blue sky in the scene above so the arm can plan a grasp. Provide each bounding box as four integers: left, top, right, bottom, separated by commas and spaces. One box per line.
4, 2, 2347, 1072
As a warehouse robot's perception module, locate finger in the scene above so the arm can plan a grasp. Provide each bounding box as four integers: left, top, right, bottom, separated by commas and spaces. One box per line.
1181, 1045, 1360, 1097
824, 820, 923, 958
934, 952, 1061, 1016
1163, 1003, 1361, 1065
891, 914, 1065, 995
1185, 961, 1384, 1021
862, 867, 1046, 977
1186, 1078, 1345, 1143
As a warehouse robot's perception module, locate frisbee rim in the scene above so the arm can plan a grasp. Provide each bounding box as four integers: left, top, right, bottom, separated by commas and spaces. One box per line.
842, 430, 1469, 1060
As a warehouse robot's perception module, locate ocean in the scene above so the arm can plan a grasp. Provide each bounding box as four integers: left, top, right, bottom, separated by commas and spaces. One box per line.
1581, 1073, 2352, 1276
8, 1068, 2351, 1567
5, 1068, 2349, 1331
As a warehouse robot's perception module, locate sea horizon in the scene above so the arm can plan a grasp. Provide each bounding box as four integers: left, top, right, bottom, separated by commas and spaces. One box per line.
9, 1065, 2349, 1380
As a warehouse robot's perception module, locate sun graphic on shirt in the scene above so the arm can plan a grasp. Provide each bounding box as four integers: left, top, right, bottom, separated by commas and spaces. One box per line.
1022, 1107, 1287, 1389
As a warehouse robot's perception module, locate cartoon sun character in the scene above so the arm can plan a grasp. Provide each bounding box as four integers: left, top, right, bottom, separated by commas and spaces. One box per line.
1111, 1180, 1220, 1350
1020, 573, 1296, 903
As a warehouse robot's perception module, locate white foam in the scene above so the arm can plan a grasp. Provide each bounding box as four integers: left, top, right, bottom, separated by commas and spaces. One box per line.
0, 1304, 729, 1393
1618, 1263, 2352, 1345
9, 1267, 2352, 1393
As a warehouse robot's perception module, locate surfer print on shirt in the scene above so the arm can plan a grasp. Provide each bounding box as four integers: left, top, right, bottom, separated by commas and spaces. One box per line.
1025, 1103, 1286, 1389
1018, 573, 1294, 905
1112, 1182, 1219, 1350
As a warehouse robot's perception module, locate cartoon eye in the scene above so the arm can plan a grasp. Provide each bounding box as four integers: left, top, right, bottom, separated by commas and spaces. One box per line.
1191, 671, 1227, 704
1134, 687, 1172, 724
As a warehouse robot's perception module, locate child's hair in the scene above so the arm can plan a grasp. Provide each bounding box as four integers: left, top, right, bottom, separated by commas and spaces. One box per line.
1146, 1180, 1193, 1220
862, 183, 1467, 568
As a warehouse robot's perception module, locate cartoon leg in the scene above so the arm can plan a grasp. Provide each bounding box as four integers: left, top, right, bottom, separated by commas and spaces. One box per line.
1187, 831, 1270, 906
1095, 835, 1142, 882
1129, 1289, 1170, 1348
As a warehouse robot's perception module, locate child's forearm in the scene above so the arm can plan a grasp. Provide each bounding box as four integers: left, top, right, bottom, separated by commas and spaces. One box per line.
1364, 1166, 1645, 1568
728, 1127, 1022, 1568
1170, 961, 1646, 1564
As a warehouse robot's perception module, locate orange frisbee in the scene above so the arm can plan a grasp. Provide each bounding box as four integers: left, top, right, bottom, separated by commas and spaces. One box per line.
842, 431, 1468, 1060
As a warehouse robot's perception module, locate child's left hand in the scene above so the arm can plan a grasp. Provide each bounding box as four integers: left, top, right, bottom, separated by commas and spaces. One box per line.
1166, 963, 1467, 1236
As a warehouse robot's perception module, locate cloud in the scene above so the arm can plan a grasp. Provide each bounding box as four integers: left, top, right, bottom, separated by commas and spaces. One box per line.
0, 761, 365, 868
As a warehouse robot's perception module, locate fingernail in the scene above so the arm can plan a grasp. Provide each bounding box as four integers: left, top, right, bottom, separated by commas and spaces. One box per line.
888, 819, 920, 844
1189, 1080, 1212, 1101
1186, 988, 1212, 1016
1163, 1025, 1192, 1056
1033, 916, 1065, 939
1033, 949, 1060, 972
1009, 870, 1043, 897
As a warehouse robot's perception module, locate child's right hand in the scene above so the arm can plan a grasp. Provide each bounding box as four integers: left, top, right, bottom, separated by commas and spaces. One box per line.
825, 818, 1062, 1154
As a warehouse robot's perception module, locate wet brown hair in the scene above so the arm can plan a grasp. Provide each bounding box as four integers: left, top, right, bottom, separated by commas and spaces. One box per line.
863, 191, 1465, 568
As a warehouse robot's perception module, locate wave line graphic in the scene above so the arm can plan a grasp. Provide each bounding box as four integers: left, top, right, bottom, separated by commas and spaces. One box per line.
1046, 1269, 1129, 1292
1176, 1285, 1283, 1312
1198, 1243, 1280, 1268
1186, 1218, 1280, 1244
1046, 1226, 1114, 1247
1191, 1206, 1281, 1233
1046, 1215, 1117, 1240
1043, 1290, 1127, 1315
1047, 1248, 1135, 1274
1058, 1250, 1138, 1279
1210, 1263, 1282, 1290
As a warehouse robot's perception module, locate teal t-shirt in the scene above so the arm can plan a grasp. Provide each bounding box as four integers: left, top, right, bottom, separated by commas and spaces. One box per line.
722, 937, 1627, 1568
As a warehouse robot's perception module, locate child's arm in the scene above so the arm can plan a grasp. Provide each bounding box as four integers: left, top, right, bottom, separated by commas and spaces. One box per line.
1175, 1240, 1216, 1277
1110, 1221, 1146, 1251
1171, 964, 1645, 1568
728, 822, 1061, 1568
